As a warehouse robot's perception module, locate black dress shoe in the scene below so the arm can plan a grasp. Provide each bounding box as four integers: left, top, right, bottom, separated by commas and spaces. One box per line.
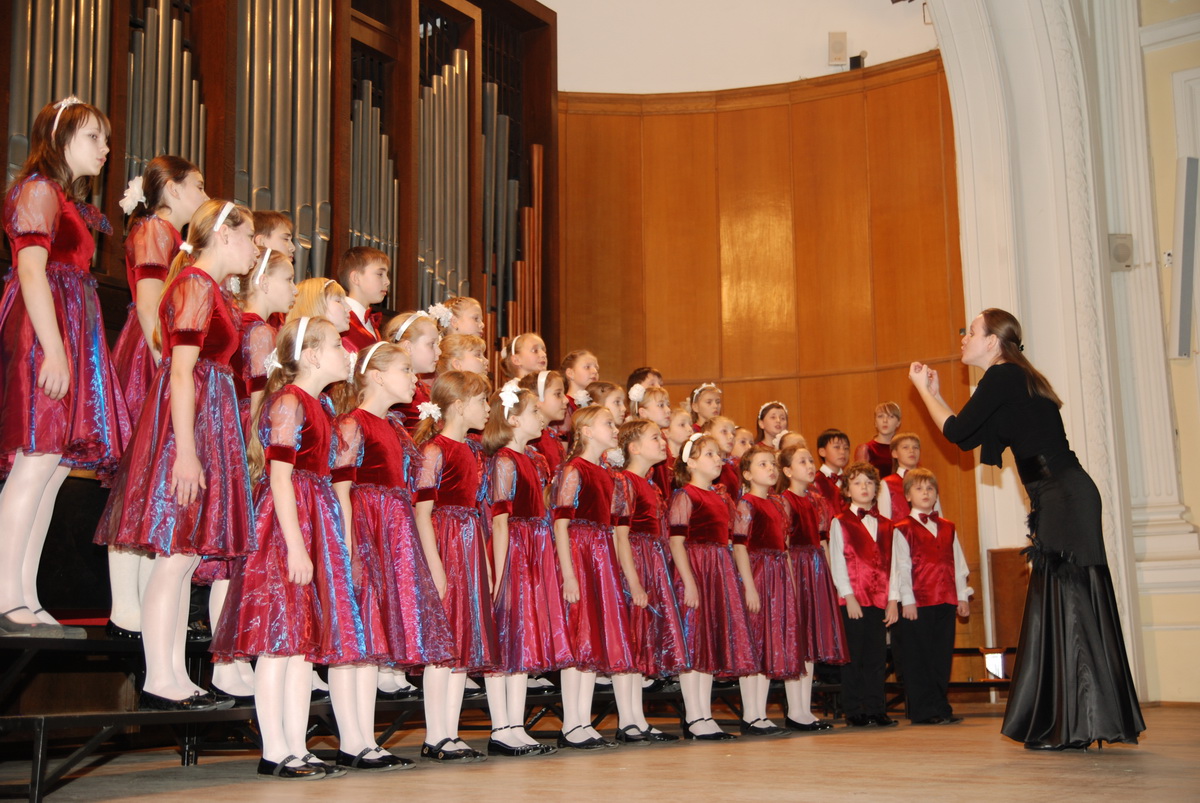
785, 717, 833, 732
487, 739, 543, 757
681, 719, 737, 741
739, 718, 788, 736
869, 714, 897, 727
300, 753, 347, 778
556, 726, 608, 750
615, 725, 648, 744
105, 621, 142, 640
941, 715, 964, 725
641, 727, 680, 742
256, 755, 325, 780
336, 748, 412, 770
139, 691, 219, 712
845, 714, 871, 727
202, 690, 237, 710
421, 738, 474, 762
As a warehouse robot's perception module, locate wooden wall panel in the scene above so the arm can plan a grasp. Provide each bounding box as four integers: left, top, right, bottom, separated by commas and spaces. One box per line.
641, 112, 722, 384
722, 377, 801, 438
866, 73, 954, 367
560, 112, 645, 375
792, 92, 873, 374
796, 371, 878, 451
716, 104, 798, 380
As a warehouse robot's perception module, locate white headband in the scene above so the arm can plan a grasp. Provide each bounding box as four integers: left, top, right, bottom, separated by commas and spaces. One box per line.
758, 400, 788, 418
393, 311, 430, 342
51, 96, 82, 137
293, 317, 311, 361
323, 279, 336, 290
536, 370, 550, 402
681, 432, 704, 463
212, 201, 235, 232
252, 248, 272, 286
359, 341, 385, 375
691, 382, 720, 404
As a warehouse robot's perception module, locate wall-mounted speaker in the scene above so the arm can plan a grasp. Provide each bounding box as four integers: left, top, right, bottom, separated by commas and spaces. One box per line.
1108, 233, 1133, 271
1170, 156, 1198, 359
829, 32, 848, 67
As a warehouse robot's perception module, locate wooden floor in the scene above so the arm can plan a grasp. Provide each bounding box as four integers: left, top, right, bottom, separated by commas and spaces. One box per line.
2, 703, 1195, 801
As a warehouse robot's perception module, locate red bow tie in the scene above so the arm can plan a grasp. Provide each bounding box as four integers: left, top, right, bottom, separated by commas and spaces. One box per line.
919, 512, 938, 524
856, 507, 877, 520
368, 310, 383, 329
829, 473, 843, 484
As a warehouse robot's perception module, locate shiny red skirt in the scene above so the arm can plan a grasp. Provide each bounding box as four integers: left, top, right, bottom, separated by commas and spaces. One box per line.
563, 519, 634, 674
625, 531, 689, 678
109, 303, 157, 426
432, 504, 500, 672
789, 544, 849, 664
675, 542, 756, 678
492, 516, 573, 674
748, 549, 803, 679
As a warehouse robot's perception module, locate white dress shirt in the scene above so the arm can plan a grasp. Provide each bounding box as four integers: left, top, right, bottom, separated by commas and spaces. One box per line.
345, 296, 375, 335
893, 511, 973, 607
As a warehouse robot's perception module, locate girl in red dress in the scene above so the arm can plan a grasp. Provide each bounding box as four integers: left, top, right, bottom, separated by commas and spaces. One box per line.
104, 156, 204, 642
688, 383, 722, 431
612, 419, 687, 743
552, 405, 635, 749
669, 433, 756, 739
202, 248, 296, 699
0, 98, 128, 637
432, 295, 484, 338
778, 443, 846, 731
733, 445, 801, 736
498, 332, 547, 381
755, 401, 788, 449
853, 401, 902, 478
98, 200, 257, 708
213, 317, 383, 778
520, 369, 568, 476
703, 415, 742, 502
412, 370, 498, 762
384, 311, 440, 435
482, 384, 568, 756
655, 408, 693, 503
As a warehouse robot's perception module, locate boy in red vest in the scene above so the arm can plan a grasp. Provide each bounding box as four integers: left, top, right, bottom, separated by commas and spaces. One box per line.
893, 468, 972, 725
814, 428, 851, 522
337, 246, 390, 352
828, 462, 899, 727
878, 432, 922, 521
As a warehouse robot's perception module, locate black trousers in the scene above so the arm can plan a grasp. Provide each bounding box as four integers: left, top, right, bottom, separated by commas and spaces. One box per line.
840, 606, 886, 716
893, 603, 956, 722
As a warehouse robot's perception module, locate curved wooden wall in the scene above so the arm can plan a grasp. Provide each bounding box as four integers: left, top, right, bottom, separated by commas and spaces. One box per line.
558, 52, 987, 649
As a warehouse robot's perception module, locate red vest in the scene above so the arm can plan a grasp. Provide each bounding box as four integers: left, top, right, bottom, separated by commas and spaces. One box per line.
896, 516, 959, 607
342, 309, 378, 353
836, 512, 894, 609
813, 472, 847, 517
883, 474, 909, 521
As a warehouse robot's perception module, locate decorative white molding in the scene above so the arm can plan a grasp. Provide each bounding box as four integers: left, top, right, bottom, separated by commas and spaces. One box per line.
1136, 557, 1200, 593
1140, 12, 1200, 52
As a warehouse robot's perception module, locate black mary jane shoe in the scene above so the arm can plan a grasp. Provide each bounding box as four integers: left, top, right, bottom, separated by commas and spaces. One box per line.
186, 618, 212, 643
556, 725, 608, 750
105, 621, 142, 640
869, 714, 898, 728
784, 717, 833, 732
336, 748, 412, 771
641, 726, 680, 742
256, 755, 325, 780
615, 725, 648, 744
138, 690, 218, 712
487, 738, 543, 758
681, 718, 737, 741
201, 690, 237, 710
739, 718, 787, 736
421, 738, 474, 762
300, 753, 346, 778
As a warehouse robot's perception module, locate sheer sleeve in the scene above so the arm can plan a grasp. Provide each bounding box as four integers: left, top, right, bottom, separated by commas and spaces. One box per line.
415, 441, 445, 503
490, 452, 518, 515
731, 498, 753, 546
552, 463, 582, 522
811, 489, 833, 536
611, 471, 631, 527
163, 272, 215, 348
263, 391, 305, 465
242, 321, 276, 393
5, 178, 61, 253
128, 217, 177, 284
668, 489, 693, 538
331, 414, 364, 484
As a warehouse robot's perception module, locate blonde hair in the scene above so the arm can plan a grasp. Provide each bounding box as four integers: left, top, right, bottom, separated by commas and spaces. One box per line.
565, 405, 609, 464
340, 341, 409, 415
875, 401, 902, 420
618, 418, 658, 465
689, 384, 722, 424
636, 385, 670, 410
233, 250, 292, 308
903, 467, 939, 496
288, 277, 345, 321
154, 199, 253, 351
413, 370, 492, 445
436, 333, 486, 374
891, 431, 921, 450
383, 310, 438, 345
247, 317, 337, 480
481, 386, 537, 455
500, 332, 543, 379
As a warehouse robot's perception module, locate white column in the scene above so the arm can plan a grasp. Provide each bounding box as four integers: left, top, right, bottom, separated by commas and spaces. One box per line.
1091, 0, 1199, 566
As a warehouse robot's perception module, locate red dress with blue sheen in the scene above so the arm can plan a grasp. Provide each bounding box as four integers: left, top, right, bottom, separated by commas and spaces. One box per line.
110, 215, 180, 421
211, 386, 370, 665
0, 175, 129, 477
734, 493, 802, 679
649, 450, 676, 504
782, 489, 848, 664
96, 268, 252, 556
490, 446, 573, 674
552, 457, 635, 674
615, 470, 689, 678
856, 440, 894, 479
669, 484, 756, 677
416, 434, 499, 672
335, 408, 454, 668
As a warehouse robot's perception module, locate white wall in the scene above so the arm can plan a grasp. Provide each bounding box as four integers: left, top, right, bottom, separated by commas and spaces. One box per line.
548, 0, 939, 94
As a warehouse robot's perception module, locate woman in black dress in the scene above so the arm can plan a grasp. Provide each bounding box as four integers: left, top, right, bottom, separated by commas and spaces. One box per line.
908, 308, 1144, 750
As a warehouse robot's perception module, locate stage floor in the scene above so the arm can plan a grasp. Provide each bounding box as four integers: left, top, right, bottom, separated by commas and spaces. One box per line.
2, 702, 1194, 801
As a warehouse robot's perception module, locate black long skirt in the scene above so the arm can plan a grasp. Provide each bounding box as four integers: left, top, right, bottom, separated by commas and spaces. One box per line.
1001, 465, 1145, 748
